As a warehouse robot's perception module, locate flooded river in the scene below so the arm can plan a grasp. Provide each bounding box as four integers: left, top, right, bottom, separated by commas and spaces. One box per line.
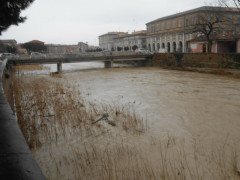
14, 63, 240, 179
58, 65, 240, 143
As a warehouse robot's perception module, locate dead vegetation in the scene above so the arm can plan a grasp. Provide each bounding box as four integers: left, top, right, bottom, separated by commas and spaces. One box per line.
9, 72, 240, 179
13, 64, 48, 71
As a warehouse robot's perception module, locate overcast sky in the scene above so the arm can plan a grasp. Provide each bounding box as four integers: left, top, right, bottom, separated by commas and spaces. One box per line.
0, 0, 211, 46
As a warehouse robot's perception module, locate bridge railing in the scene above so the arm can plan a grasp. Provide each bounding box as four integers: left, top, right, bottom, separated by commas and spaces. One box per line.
8, 51, 153, 60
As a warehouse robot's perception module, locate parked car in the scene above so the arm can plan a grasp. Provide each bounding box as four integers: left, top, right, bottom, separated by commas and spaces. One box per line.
135, 48, 149, 54
30, 52, 46, 58
63, 51, 78, 57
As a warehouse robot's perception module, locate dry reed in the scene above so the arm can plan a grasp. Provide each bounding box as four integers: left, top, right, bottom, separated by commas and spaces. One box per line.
9, 71, 240, 180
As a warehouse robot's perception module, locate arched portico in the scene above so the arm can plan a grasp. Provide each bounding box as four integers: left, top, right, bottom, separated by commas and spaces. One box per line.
148, 44, 151, 51
173, 42, 176, 52
162, 43, 165, 49
167, 42, 171, 53
178, 41, 183, 52
153, 43, 155, 51
157, 43, 160, 51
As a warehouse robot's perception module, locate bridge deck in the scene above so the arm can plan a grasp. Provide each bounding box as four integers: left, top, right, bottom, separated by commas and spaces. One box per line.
8, 54, 153, 65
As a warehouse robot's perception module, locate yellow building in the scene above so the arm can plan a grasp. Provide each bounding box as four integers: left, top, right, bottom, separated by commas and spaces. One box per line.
146, 6, 239, 53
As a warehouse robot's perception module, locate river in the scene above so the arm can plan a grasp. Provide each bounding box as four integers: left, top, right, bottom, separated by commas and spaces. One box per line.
15, 63, 240, 179
51, 64, 240, 142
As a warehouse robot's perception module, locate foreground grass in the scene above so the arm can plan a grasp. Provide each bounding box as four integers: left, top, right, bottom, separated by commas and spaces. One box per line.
10, 73, 240, 179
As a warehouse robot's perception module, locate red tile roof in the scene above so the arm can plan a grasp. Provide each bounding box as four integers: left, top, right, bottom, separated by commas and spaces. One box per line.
28, 40, 45, 44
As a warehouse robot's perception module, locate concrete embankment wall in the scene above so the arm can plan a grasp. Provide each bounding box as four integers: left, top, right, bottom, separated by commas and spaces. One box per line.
153, 53, 240, 69
0, 59, 46, 179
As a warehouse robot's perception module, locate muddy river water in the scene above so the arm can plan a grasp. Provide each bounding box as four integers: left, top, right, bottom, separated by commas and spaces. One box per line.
17, 63, 240, 179
54, 65, 240, 145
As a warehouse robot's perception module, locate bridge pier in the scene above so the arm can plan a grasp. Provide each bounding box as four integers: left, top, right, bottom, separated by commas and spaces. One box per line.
104, 61, 112, 68
134, 60, 148, 67
57, 62, 62, 73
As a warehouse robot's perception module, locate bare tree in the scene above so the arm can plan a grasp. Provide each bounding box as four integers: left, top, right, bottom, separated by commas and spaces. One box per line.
219, 0, 240, 9
192, 7, 227, 52
233, 0, 240, 7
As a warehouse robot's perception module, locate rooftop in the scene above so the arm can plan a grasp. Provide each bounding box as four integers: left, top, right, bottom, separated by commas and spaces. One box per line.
146, 6, 238, 25
99, 32, 128, 37
28, 40, 45, 44
113, 30, 146, 39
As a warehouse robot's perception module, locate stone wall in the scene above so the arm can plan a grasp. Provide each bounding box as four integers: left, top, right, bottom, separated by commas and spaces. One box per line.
153, 53, 240, 69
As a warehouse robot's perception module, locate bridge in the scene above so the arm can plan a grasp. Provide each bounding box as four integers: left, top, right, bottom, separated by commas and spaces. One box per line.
0, 53, 153, 179
7, 54, 154, 73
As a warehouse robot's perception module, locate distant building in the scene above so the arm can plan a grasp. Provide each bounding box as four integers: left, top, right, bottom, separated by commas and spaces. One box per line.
78, 42, 88, 53
146, 6, 240, 53
113, 30, 147, 51
46, 44, 78, 54
99, 32, 128, 51
0, 39, 17, 47
88, 45, 100, 52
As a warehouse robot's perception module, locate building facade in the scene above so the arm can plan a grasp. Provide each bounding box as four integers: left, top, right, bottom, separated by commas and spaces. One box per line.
99, 32, 128, 51
0, 39, 17, 47
99, 31, 147, 52
78, 42, 88, 53
113, 31, 147, 51
46, 44, 78, 54
146, 6, 240, 53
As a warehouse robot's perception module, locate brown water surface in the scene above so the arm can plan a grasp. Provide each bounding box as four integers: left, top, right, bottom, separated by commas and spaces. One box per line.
15, 66, 240, 179
62, 67, 240, 145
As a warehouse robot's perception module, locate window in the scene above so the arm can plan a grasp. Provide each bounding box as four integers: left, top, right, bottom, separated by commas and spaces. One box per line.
178, 34, 182, 39
161, 23, 165, 30
179, 20, 182, 27
172, 21, 176, 28
167, 22, 170, 29
147, 25, 151, 32
193, 16, 197, 25
227, 15, 233, 24
152, 25, 155, 32
237, 15, 240, 24
185, 18, 190, 26
207, 16, 212, 22
157, 24, 160, 31
217, 15, 222, 24
185, 34, 191, 39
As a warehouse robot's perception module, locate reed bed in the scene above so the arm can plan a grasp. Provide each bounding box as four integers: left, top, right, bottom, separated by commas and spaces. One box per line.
10, 72, 240, 180
14, 64, 49, 71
